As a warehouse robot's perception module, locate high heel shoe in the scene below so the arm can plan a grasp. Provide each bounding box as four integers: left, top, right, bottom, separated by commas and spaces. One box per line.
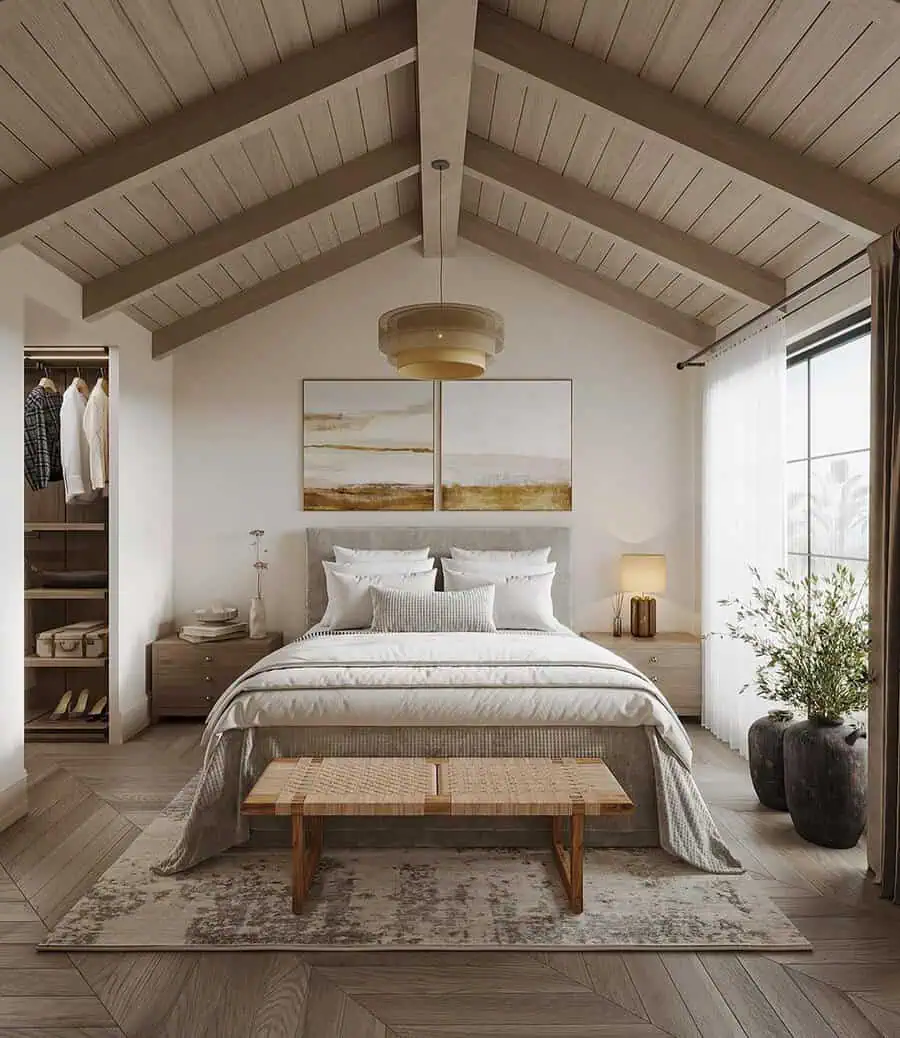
86, 695, 108, 722
50, 690, 74, 721
69, 689, 90, 719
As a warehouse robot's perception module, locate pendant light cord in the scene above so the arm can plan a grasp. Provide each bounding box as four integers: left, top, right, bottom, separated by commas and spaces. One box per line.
438, 165, 444, 306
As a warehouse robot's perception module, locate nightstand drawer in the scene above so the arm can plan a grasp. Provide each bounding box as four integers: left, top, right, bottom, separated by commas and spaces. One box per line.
648, 667, 699, 711
618, 658, 698, 709
612, 645, 697, 675
151, 685, 226, 717
153, 653, 244, 691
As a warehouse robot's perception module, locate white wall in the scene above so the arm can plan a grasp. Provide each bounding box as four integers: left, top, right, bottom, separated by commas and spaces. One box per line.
110, 316, 174, 741
13, 247, 174, 745
173, 240, 700, 638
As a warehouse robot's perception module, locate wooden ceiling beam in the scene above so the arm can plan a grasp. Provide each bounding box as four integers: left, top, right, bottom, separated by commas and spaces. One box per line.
474, 7, 900, 240
465, 134, 784, 307
459, 214, 714, 348
0, 8, 417, 249
152, 215, 421, 357
416, 0, 478, 257
84, 139, 418, 319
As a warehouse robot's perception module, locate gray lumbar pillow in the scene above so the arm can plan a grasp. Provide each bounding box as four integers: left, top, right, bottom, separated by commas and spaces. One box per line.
369, 584, 496, 634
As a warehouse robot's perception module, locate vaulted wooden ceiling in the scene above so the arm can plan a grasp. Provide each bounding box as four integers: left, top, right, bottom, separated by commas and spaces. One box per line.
0, 0, 897, 356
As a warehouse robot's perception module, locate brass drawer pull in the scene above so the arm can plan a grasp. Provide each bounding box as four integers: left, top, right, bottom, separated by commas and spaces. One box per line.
650, 673, 659, 682
649, 655, 659, 664
204, 694, 213, 702
203, 655, 213, 663
203, 675, 213, 682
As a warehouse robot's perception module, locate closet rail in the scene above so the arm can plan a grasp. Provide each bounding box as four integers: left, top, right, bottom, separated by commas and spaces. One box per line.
25, 351, 108, 365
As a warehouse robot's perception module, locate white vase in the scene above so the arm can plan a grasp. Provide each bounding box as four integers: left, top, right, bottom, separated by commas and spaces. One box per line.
249, 596, 267, 639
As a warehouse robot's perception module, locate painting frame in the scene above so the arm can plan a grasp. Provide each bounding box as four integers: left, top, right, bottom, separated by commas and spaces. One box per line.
301, 379, 436, 512
440, 379, 573, 512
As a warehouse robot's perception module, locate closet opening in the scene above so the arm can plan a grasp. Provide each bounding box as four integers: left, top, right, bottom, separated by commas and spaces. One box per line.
24, 346, 110, 743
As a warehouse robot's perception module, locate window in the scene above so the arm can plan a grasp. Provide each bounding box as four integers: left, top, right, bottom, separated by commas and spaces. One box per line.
786, 318, 870, 582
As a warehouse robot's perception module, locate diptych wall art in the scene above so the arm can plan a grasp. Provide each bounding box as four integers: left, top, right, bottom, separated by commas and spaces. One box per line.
441, 380, 572, 511
301, 379, 572, 512
302, 380, 435, 511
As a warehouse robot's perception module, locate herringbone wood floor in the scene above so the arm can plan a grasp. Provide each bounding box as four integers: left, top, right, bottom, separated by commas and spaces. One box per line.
0, 724, 898, 1037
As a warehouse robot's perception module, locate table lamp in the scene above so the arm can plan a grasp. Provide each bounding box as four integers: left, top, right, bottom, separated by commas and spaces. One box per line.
620, 553, 666, 638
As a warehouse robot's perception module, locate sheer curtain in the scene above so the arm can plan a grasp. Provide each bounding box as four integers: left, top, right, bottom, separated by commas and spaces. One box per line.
702, 316, 786, 756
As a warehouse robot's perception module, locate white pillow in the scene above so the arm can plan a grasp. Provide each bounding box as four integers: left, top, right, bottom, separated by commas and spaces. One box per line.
443, 559, 557, 579
321, 567, 437, 630
450, 546, 551, 565
333, 546, 430, 564
324, 558, 434, 577
442, 567, 559, 631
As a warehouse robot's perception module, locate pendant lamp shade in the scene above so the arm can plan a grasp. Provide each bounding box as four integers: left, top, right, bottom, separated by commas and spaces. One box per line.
378, 157, 504, 380
378, 303, 504, 380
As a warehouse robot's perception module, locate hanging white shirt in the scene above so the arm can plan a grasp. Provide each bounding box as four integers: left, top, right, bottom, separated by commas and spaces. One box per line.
83, 378, 109, 492
60, 378, 97, 504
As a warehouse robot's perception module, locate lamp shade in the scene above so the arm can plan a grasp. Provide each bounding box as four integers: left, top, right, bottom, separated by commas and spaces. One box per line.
620, 553, 666, 595
378, 303, 504, 380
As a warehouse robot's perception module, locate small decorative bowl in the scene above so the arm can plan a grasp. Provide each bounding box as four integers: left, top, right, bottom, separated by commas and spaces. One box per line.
193, 606, 239, 624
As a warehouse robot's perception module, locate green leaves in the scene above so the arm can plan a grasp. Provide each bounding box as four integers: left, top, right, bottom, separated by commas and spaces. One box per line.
719, 564, 870, 721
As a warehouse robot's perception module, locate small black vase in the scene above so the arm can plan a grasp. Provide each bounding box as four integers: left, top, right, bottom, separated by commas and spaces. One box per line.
783, 718, 867, 849
748, 710, 794, 810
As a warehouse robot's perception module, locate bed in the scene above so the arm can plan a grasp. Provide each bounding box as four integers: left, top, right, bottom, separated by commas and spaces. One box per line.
155, 527, 740, 876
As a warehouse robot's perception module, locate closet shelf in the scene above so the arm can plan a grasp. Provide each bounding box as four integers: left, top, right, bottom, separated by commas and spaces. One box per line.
25, 656, 107, 668
25, 588, 108, 600
25, 522, 105, 532
25, 712, 108, 742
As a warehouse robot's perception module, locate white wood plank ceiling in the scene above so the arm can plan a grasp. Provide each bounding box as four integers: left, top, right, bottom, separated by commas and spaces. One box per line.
0, 0, 896, 353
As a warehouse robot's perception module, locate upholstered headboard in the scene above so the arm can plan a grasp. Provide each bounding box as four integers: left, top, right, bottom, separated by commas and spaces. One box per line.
305, 527, 572, 628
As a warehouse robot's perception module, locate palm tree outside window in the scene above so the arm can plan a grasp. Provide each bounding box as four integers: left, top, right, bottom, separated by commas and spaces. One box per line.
786, 314, 870, 582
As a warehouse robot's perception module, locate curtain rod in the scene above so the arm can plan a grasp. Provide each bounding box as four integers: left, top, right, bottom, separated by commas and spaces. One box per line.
675, 243, 870, 369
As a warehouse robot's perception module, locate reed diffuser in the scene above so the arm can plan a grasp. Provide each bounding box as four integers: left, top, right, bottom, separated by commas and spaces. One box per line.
612, 592, 625, 637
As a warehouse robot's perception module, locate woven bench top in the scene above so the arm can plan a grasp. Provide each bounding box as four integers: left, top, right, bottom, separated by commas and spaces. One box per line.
242, 756, 634, 817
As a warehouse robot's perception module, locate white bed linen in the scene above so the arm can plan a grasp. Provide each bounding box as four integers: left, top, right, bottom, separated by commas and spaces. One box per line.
157, 628, 742, 876
203, 629, 692, 767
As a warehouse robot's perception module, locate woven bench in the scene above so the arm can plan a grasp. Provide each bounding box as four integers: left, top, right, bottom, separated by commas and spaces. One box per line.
242, 756, 634, 914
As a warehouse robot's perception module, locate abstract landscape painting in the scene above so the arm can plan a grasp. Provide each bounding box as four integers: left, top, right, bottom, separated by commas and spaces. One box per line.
441, 380, 572, 511
303, 380, 434, 510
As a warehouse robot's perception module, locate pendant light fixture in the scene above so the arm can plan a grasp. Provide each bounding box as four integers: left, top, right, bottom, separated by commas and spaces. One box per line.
378, 159, 504, 379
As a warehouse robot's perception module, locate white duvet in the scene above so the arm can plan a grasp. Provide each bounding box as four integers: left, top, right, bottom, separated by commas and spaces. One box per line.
203, 630, 693, 767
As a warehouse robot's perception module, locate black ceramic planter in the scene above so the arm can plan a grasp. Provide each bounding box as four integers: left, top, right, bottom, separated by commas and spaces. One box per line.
783, 718, 867, 849
748, 710, 794, 810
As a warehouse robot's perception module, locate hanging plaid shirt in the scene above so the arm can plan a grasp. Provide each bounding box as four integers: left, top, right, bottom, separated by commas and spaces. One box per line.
24, 385, 63, 491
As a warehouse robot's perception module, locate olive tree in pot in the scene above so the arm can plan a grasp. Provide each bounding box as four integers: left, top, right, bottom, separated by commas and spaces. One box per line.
722, 564, 870, 847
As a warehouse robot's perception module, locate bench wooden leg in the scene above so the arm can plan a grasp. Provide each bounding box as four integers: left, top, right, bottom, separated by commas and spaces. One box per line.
291, 814, 324, 914
551, 813, 584, 914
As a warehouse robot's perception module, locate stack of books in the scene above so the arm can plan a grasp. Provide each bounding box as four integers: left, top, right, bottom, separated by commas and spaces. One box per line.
178, 619, 248, 644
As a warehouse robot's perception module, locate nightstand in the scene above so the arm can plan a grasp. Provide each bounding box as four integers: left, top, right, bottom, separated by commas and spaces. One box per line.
149, 632, 284, 721
581, 631, 701, 719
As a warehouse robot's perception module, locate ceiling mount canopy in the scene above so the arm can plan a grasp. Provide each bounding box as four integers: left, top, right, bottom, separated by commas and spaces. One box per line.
378, 157, 504, 380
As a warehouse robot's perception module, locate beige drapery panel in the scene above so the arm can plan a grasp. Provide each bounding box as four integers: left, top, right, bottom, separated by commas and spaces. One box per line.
868, 228, 900, 904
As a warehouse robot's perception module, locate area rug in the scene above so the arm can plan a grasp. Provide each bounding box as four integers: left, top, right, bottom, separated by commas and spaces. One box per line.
43, 781, 809, 952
